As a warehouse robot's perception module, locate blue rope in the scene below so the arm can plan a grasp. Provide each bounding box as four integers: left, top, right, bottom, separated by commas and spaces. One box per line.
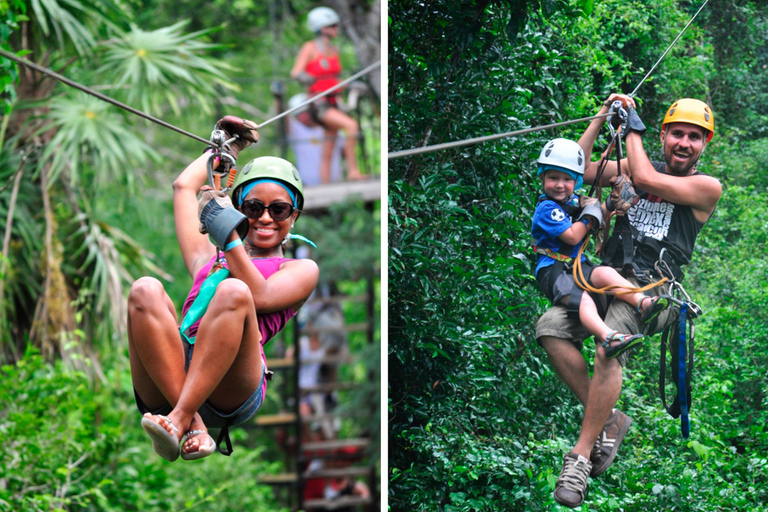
678, 302, 690, 438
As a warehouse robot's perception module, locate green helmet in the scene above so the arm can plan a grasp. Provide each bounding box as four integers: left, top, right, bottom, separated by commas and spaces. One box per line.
230, 156, 305, 212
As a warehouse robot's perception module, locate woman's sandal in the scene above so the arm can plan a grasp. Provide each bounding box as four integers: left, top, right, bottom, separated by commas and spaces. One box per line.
141, 413, 181, 462
637, 295, 671, 325
602, 331, 644, 359
180, 430, 217, 461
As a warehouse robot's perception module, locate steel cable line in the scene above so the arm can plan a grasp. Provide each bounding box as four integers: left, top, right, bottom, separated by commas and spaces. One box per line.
0, 48, 214, 146
0, 48, 379, 146
388, 113, 611, 159
388, 0, 710, 160
629, 0, 710, 98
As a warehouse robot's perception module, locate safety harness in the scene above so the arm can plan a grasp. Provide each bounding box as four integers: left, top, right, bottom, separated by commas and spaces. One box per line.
532, 196, 599, 319
655, 256, 702, 439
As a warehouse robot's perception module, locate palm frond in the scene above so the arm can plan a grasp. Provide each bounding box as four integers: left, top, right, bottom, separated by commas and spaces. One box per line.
35, 93, 157, 190
97, 21, 240, 116
28, 0, 124, 55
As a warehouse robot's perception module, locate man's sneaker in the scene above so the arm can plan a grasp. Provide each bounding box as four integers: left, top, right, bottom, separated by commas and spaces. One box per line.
590, 409, 632, 477
554, 452, 592, 508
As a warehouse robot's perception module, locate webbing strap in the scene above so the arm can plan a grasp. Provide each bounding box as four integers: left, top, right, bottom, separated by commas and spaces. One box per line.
216, 423, 234, 456
179, 267, 231, 344
678, 302, 690, 438
533, 245, 574, 263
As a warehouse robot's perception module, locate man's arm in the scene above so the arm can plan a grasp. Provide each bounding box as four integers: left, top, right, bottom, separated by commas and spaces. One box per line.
624, 132, 722, 221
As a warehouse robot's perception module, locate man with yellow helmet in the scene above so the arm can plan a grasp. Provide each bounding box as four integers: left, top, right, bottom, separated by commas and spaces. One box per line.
536, 94, 722, 508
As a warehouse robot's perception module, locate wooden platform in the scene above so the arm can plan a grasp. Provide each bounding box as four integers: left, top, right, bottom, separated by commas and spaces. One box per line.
259, 465, 372, 485
303, 178, 381, 210
304, 495, 372, 510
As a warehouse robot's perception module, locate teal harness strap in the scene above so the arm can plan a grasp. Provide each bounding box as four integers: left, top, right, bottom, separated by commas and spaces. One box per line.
179, 267, 231, 344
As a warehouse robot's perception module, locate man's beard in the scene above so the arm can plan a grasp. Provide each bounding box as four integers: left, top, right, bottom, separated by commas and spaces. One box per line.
663, 142, 698, 176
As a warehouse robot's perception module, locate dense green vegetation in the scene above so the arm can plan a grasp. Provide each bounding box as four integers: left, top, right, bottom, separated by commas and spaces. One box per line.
389, 0, 768, 510
0, 0, 380, 509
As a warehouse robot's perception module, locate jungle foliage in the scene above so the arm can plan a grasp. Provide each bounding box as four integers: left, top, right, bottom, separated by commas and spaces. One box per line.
389, 0, 768, 510
0, 0, 380, 509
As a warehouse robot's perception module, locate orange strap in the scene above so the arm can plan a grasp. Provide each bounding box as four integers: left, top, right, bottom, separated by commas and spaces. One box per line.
572, 235, 667, 295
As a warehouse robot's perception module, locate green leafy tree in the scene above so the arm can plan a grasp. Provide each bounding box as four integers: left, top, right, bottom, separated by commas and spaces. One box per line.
389, 0, 768, 510
0, 3, 235, 363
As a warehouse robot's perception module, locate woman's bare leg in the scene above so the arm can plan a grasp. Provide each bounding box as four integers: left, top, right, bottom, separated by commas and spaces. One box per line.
166, 279, 264, 455
320, 127, 340, 184
321, 108, 362, 180
128, 277, 185, 410
128, 277, 209, 446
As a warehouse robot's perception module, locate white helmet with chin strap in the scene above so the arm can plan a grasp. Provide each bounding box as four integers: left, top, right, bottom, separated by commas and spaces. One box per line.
537, 138, 586, 190
307, 7, 340, 32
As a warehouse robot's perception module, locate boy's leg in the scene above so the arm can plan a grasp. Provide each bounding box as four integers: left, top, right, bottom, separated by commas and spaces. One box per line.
589, 266, 647, 310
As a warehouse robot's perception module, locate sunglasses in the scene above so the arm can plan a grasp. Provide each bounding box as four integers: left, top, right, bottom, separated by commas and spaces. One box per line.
241, 199, 295, 221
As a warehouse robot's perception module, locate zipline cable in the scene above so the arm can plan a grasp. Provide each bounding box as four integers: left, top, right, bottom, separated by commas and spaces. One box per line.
388, 0, 710, 160
629, 0, 710, 97
258, 61, 381, 129
0, 48, 380, 145
0, 48, 213, 147
388, 113, 612, 159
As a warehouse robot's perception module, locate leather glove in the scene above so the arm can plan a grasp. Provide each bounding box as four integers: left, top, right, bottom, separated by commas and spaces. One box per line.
214, 116, 259, 161
295, 71, 316, 87
606, 174, 640, 213
578, 194, 600, 208
198, 189, 249, 250
577, 202, 603, 234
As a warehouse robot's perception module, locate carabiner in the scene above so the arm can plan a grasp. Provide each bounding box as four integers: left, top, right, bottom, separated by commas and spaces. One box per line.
207, 151, 237, 191
206, 128, 240, 191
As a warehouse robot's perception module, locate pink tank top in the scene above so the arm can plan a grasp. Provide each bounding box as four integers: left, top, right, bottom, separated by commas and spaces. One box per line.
181, 256, 296, 345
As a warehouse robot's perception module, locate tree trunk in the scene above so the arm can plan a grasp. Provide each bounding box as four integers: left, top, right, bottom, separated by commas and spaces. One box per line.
328, 0, 381, 98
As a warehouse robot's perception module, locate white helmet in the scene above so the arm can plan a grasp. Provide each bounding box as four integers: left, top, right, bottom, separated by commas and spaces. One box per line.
307, 7, 340, 32
537, 138, 585, 189
537, 138, 585, 175
288, 93, 309, 115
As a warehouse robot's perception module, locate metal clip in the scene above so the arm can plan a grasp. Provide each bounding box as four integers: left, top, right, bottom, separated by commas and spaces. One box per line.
206, 129, 240, 191
207, 151, 237, 191
606, 100, 626, 138
686, 301, 703, 319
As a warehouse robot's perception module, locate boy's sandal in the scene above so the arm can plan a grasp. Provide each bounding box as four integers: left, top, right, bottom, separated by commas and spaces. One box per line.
638, 295, 671, 325
602, 331, 644, 359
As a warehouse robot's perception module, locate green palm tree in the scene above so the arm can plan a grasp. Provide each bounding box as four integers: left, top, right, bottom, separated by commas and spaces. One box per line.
1, 3, 237, 364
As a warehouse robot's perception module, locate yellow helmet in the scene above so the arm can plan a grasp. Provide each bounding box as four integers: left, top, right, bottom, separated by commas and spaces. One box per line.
662, 98, 714, 143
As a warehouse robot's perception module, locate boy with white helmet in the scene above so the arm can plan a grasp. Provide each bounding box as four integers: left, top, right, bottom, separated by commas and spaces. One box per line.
532, 138, 669, 360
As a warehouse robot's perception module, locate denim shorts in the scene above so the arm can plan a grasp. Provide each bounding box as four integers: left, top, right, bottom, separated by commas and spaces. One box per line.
133, 339, 266, 429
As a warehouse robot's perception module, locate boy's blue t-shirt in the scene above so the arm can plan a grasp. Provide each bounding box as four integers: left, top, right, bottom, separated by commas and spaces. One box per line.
531, 195, 586, 276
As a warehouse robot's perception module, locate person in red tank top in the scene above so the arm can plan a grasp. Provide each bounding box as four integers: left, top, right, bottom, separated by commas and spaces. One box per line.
127, 116, 319, 462
291, 6, 364, 183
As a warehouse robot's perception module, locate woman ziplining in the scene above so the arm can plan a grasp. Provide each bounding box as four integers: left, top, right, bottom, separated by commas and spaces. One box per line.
129, 116, 319, 460
291, 6, 364, 183
0, 46, 381, 462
